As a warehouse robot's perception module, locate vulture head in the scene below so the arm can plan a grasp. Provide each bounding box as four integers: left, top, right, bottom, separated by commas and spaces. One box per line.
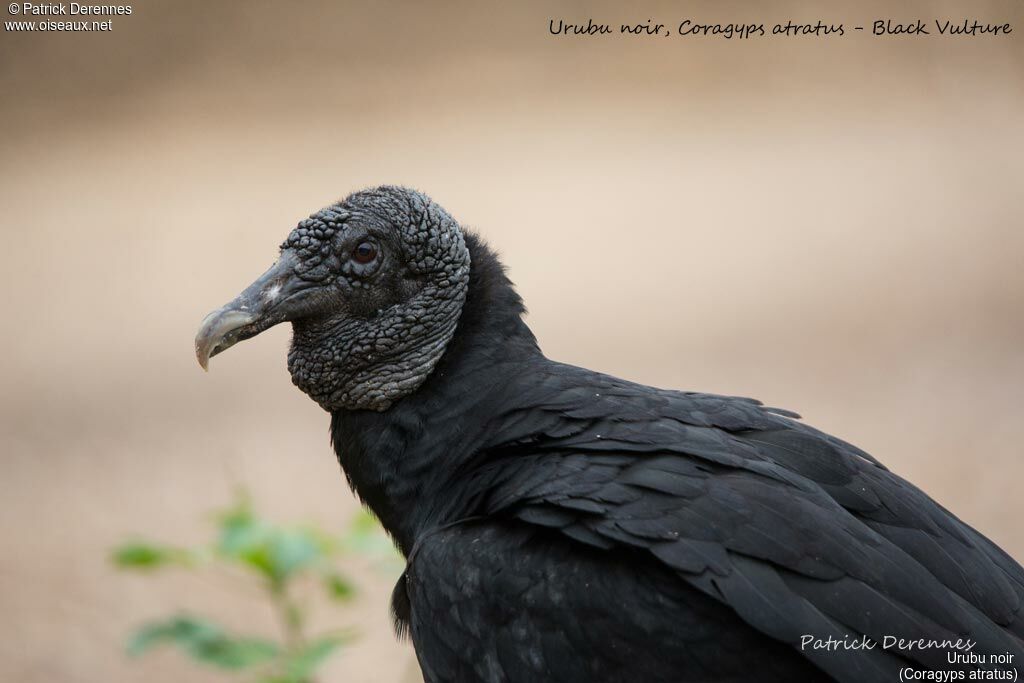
195, 186, 471, 412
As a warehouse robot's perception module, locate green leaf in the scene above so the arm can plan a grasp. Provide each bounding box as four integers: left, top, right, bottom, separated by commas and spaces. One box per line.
112, 543, 193, 569
215, 497, 326, 585
216, 502, 278, 581
127, 615, 279, 670
268, 531, 321, 578
322, 571, 356, 602
216, 496, 265, 556
303, 525, 344, 556
283, 634, 347, 680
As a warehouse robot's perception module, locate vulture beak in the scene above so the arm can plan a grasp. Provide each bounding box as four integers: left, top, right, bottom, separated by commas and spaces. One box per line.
195, 252, 304, 370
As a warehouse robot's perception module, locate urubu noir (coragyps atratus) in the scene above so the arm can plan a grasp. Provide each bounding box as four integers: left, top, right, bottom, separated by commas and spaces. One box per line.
195, 186, 1024, 682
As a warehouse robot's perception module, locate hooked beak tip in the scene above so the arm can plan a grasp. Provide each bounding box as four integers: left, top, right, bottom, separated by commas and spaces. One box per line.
194, 308, 257, 372
195, 252, 300, 371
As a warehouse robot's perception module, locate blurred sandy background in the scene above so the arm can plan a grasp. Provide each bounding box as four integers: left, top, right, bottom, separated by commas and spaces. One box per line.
2, 0, 1023, 681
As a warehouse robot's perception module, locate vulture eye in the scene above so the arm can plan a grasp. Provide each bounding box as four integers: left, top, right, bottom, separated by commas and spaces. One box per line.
352, 241, 378, 264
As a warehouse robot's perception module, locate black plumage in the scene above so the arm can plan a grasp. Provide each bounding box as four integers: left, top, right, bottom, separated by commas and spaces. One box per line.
197, 186, 1024, 682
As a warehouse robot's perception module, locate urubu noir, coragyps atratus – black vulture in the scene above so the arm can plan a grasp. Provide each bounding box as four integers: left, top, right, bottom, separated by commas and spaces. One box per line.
196, 186, 1024, 683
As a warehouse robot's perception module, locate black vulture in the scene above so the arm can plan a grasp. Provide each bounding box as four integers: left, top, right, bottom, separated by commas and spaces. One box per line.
195, 186, 1024, 682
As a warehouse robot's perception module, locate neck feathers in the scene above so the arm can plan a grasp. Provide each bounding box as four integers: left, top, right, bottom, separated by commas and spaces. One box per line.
329, 231, 540, 552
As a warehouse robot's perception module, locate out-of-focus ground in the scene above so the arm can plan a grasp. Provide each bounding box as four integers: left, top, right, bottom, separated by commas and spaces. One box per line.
1, 1, 1022, 681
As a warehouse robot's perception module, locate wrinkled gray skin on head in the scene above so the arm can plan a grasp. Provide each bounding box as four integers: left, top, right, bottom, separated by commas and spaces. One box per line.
283, 187, 470, 411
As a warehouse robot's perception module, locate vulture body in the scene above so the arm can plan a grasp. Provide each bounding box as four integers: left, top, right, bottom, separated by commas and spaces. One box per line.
197, 186, 1024, 682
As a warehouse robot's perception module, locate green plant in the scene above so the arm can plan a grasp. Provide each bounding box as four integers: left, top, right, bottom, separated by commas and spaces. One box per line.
113, 494, 401, 683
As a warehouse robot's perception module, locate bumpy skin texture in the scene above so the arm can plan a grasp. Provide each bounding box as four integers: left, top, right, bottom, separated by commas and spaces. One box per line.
284, 187, 469, 411
220, 187, 1024, 682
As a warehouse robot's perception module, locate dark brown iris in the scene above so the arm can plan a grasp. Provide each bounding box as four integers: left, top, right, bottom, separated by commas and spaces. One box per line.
352, 241, 378, 264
